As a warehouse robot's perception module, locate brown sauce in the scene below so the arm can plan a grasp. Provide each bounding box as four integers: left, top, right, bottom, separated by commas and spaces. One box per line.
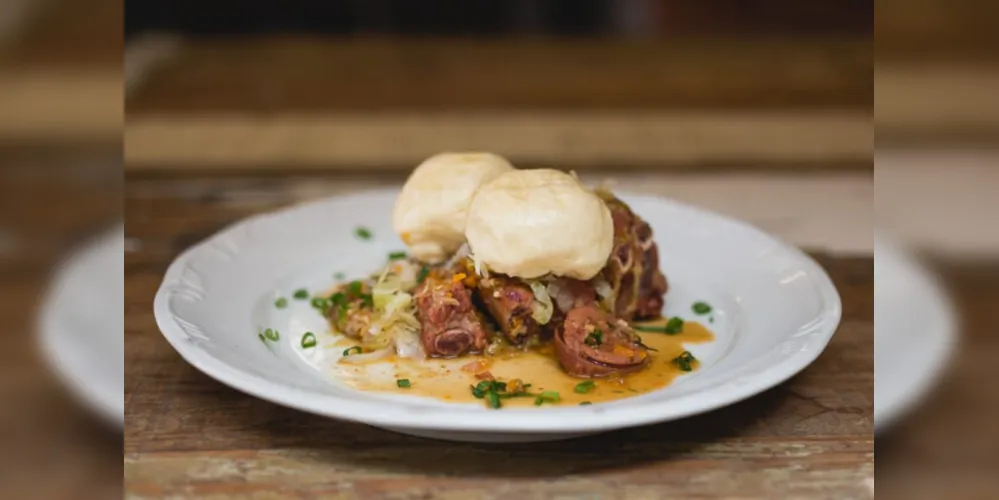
328, 318, 715, 407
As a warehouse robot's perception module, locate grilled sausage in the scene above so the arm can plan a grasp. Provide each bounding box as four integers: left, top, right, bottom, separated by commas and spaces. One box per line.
555, 304, 649, 378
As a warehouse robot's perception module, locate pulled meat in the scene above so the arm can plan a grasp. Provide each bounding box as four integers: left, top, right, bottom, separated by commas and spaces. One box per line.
597, 192, 668, 320
413, 271, 491, 357
555, 304, 649, 378
476, 274, 541, 344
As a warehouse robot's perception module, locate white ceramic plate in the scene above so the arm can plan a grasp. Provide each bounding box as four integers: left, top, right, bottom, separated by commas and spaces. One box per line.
154, 189, 841, 442
874, 236, 957, 433
38, 225, 124, 427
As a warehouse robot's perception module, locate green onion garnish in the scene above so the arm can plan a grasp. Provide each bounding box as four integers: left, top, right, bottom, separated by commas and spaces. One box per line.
416, 265, 430, 284
580, 401, 593, 406
300, 332, 317, 349
534, 391, 560, 406
293, 288, 309, 300
355, 226, 373, 240
666, 317, 684, 333
673, 351, 696, 372
470, 380, 533, 409
333, 272, 346, 281
388, 251, 407, 261
635, 317, 684, 335
584, 329, 603, 346
485, 391, 501, 409
342, 346, 362, 356
574, 381, 596, 394
262, 328, 280, 341
348, 281, 363, 296
692, 301, 712, 315
274, 297, 288, 309
396, 379, 411, 388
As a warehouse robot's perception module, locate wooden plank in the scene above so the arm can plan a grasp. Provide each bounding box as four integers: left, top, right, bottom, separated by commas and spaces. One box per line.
126, 37, 872, 112
124, 111, 871, 170
124, 444, 873, 499
0, 0, 122, 68
0, 71, 122, 141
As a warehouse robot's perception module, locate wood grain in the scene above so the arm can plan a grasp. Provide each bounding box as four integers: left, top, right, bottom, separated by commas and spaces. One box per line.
123, 173, 873, 498
124, 111, 871, 171
0, 0, 122, 68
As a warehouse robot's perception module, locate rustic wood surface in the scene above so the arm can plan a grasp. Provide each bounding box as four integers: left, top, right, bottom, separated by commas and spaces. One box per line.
127, 38, 871, 112
123, 172, 874, 499
122, 36, 872, 171
0, 149, 121, 500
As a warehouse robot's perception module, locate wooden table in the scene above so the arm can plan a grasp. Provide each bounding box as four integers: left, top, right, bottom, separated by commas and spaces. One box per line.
123, 172, 874, 499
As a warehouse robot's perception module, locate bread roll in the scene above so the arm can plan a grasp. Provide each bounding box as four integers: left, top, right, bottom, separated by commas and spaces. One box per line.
392, 152, 514, 263
465, 169, 613, 280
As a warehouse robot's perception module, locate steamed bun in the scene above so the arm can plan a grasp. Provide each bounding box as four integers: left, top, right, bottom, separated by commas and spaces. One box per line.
392, 152, 515, 263
465, 169, 613, 280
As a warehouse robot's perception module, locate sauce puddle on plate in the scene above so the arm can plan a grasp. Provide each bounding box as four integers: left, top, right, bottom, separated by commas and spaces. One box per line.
326, 319, 714, 407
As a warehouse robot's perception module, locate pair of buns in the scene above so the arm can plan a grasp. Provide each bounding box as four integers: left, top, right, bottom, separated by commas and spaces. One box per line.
392, 153, 613, 280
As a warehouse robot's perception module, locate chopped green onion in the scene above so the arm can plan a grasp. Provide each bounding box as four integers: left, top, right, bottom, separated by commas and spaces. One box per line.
333, 272, 346, 281
262, 328, 280, 341
388, 251, 407, 261
396, 379, 411, 388
534, 391, 560, 406
627, 388, 639, 393
673, 351, 696, 372
360, 293, 374, 308
300, 332, 317, 349
574, 380, 596, 394
666, 317, 685, 334
709, 316, 715, 323
485, 391, 501, 409
348, 281, 363, 296
274, 297, 288, 309
579, 401, 593, 406
342, 346, 362, 356
635, 317, 684, 335
355, 226, 373, 240
584, 329, 603, 346
416, 265, 430, 284
258, 333, 267, 344
692, 301, 712, 315
293, 289, 309, 300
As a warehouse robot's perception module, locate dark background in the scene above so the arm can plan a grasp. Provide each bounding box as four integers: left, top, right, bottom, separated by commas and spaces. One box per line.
125, 0, 872, 39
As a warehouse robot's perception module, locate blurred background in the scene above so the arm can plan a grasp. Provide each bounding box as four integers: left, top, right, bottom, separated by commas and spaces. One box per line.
1, 0, 997, 498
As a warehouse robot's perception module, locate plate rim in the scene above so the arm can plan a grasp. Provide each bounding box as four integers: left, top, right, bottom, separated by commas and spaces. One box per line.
154, 188, 842, 433
873, 236, 958, 433
37, 224, 124, 428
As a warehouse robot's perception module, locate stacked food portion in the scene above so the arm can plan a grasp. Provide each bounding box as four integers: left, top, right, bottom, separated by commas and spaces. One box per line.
326, 152, 668, 378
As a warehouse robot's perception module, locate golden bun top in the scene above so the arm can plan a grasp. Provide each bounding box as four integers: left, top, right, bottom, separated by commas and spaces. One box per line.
465, 168, 613, 280
392, 152, 515, 263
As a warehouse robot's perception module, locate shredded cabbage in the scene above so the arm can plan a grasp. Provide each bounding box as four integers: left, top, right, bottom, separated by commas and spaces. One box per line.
528, 280, 554, 325
375, 266, 425, 359
470, 251, 489, 277
593, 277, 615, 312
